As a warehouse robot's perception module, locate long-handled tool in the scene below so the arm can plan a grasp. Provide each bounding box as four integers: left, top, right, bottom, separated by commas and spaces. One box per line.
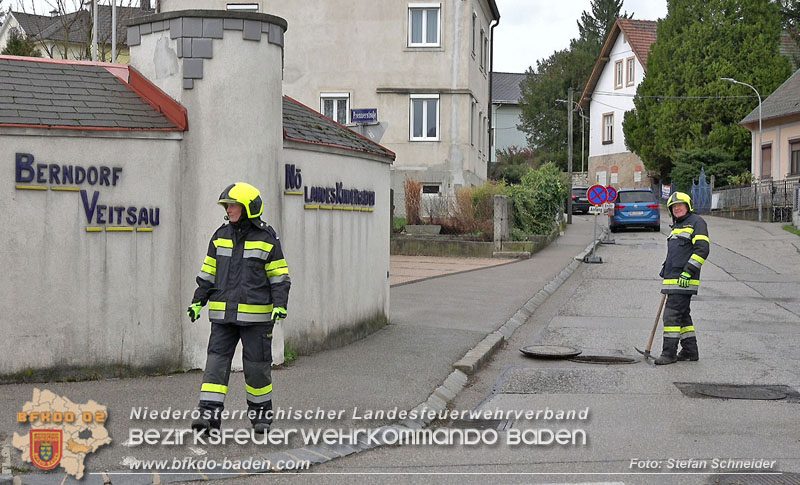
636, 293, 666, 364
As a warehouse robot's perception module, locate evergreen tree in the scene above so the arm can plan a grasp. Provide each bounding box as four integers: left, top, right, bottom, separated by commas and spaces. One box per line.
623, 0, 792, 181
518, 0, 627, 171
1, 28, 42, 57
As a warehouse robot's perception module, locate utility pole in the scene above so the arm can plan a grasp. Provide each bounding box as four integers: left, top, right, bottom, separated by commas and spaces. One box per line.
567, 87, 574, 224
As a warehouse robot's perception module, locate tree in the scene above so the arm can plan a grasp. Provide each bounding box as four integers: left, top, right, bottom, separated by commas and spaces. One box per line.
518, 0, 627, 171
780, 0, 800, 66
669, 147, 748, 191
623, 0, 792, 181
1, 28, 42, 57
490, 146, 540, 184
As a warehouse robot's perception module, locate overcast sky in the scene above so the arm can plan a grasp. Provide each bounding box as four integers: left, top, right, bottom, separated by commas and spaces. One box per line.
493, 0, 668, 73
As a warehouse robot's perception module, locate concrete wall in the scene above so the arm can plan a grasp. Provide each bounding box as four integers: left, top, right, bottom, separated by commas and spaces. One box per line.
129, 9, 287, 369
0, 129, 182, 376
281, 143, 391, 353
491, 103, 526, 163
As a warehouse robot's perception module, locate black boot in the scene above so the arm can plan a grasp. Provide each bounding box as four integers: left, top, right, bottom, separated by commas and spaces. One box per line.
192, 404, 222, 435
655, 337, 679, 365
677, 337, 699, 361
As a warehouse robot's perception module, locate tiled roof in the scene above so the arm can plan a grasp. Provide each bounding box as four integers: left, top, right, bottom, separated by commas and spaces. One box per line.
283, 97, 395, 161
740, 69, 800, 126
491, 72, 526, 104
10, 6, 152, 45
579, 18, 658, 109
9, 11, 60, 37
617, 18, 658, 70
0, 56, 185, 130
780, 32, 800, 70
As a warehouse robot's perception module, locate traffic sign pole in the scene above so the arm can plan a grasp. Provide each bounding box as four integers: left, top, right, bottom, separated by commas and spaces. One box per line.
601, 186, 617, 245
584, 185, 607, 264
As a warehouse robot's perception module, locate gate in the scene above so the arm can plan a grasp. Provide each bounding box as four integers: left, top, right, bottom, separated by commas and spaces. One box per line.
691, 167, 711, 214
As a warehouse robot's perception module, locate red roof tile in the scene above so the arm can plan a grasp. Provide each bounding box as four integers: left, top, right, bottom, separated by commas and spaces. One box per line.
617, 18, 658, 69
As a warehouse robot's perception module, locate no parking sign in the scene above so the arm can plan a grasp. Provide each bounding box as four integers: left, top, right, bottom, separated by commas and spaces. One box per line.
587, 185, 608, 206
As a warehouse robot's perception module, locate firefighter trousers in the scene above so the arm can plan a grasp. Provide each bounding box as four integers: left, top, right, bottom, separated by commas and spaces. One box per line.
663, 293, 696, 344
197, 322, 274, 427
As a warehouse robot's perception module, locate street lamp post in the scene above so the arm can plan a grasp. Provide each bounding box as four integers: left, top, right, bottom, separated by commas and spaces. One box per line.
721, 77, 762, 222
557, 95, 589, 225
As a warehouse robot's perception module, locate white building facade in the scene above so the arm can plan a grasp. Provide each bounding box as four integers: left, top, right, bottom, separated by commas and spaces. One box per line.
261, 0, 500, 214
580, 18, 657, 189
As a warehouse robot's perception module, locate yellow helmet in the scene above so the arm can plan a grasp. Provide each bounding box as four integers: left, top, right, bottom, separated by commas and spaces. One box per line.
667, 191, 693, 212
218, 182, 263, 219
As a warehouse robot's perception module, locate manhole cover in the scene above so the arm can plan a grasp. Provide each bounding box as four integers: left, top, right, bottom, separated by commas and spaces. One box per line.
674, 383, 800, 402
569, 355, 637, 364
697, 385, 787, 401
710, 471, 800, 484
449, 419, 513, 431
520, 345, 581, 359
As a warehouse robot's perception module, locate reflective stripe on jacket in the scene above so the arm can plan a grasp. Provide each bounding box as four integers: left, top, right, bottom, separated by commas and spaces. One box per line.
193, 219, 290, 325
660, 212, 709, 295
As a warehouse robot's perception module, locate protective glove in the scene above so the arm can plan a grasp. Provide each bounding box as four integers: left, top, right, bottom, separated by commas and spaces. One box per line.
187, 302, 202, 322
678, 272, 692, 288
271, 307, 287, 321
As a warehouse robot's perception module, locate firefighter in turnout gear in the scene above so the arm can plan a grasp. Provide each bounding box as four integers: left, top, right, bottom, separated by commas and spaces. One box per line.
656, 192, 709, 365
187, 182, 291, 434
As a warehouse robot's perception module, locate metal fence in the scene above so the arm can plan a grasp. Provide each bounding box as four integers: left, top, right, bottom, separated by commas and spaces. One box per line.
712, 178, 800, 222
713, 179, 798, 209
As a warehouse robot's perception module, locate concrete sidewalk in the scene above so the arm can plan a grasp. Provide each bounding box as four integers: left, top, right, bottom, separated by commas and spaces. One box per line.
0, 214, 599, 484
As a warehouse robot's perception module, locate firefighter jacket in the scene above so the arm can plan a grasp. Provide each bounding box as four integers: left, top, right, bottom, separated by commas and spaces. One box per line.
660, 212, 709, 295
192, 218, 290, 325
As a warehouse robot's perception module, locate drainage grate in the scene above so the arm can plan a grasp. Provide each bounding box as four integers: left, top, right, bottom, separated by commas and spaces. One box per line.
448, 419, 514, 431
569, 355, 637, 364
675, 383, 800, 403
709, 471, 800, 484
519, 345, 582, 359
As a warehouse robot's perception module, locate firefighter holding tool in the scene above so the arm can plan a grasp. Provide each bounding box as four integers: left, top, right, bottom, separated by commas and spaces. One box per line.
187, 182, 291, 434
656, 192, 709, 365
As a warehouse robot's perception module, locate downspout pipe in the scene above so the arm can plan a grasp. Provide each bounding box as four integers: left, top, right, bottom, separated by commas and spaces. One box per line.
488, 16, 499, 176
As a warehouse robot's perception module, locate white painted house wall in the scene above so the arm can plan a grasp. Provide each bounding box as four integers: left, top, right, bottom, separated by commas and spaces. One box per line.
589, 33, 641, 157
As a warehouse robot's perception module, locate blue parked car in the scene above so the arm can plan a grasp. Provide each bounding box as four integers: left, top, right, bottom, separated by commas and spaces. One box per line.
608, 188, 660, 232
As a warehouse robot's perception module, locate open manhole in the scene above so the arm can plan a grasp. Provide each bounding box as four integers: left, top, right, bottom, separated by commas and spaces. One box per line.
569, 355, 637, 364
520, 345, 581, 359
675, 383, 800, 402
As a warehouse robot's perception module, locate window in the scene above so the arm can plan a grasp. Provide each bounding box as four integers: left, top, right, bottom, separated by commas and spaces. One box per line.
422, 185, 440, 194
320, 93, 349, 124
410, 94, 439, 141
610, 166, 619, 184
614, 60, 623, 89
226, 3, 259, 11
761, 143, 772, 180
408, 3, 440, 47
472, 12, 477, 57
603, 113, 614, 144
470, 98, 476, 146
626, 57, 635, 86
479, 28, 486, 70
791, 140, 800, 175
483, 36, 489, 73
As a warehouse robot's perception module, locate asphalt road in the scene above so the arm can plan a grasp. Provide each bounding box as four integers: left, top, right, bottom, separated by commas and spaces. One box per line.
299, 215, 800, 485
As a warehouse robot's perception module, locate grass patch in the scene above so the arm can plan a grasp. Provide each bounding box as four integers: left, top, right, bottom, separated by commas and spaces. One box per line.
284, 345, 298, 364
392, 217, 407, 233
783, 224, 800, 236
